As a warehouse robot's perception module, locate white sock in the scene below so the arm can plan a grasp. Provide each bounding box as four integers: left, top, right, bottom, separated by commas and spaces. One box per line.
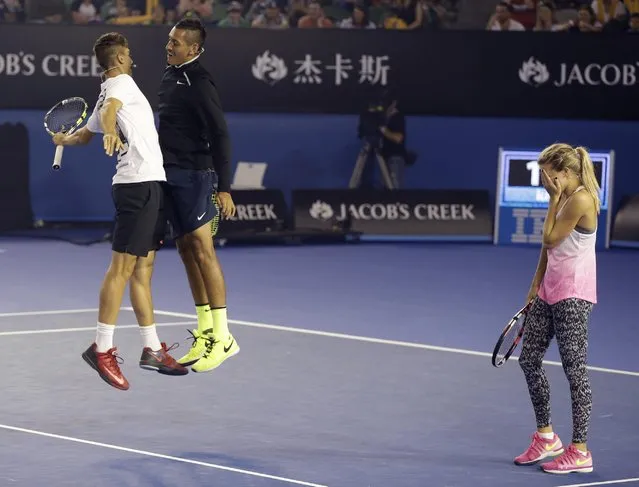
575, 447, 588, 456
139, 324, 162, 351
95, 322, 115, 353
539, 431, 554, 440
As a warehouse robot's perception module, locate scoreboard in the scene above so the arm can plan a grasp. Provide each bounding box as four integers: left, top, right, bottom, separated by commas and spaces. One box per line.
493, 148, 615, 250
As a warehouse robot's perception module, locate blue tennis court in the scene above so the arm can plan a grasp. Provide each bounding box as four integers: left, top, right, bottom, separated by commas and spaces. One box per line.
1, 238, 637, 487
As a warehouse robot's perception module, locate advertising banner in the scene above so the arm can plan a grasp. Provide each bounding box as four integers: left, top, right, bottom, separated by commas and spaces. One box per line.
217, 189, 288, 236
292, 189, 492, 240
1, 25, 639, 119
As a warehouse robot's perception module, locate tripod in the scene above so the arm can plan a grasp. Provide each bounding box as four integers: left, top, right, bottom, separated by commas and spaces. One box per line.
349, 141, 395, 190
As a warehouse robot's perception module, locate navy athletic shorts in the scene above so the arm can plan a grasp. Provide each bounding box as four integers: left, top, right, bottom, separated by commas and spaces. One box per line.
164, 165, 218, 239
111, 181, 166, 257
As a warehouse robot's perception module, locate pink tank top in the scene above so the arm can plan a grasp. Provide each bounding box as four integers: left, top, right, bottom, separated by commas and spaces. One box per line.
538, 187, 597, 305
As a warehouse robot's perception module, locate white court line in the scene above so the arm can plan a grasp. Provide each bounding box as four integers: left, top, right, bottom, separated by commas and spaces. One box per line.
0, 321, 196, 337
1, 307, 638, 378
555, 478, 639, 487
0, 308, 97, 318
0, 424, 327, 487
150, 309, 639, 378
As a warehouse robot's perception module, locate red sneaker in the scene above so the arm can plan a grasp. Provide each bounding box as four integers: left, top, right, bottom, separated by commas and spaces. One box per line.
139, 342, 188, 376
82, 343, 130, 391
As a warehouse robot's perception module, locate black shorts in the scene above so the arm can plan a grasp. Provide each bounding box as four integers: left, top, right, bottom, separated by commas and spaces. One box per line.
111, 181, 166, 257
164, 165, 218, 239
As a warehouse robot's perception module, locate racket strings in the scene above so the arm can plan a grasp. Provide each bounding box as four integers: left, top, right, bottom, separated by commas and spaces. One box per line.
496, 314, 526, 361
46, 100, 86, 134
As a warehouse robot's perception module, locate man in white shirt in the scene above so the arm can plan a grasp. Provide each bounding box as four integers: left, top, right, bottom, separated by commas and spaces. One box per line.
486, 1, 526, 30
51, 32, 187, 391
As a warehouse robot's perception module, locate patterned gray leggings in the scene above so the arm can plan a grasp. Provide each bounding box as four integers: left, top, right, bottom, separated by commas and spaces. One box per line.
519, 297, 594, 444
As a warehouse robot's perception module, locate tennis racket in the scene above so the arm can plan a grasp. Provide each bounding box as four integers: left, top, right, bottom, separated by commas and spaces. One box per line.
211, 190, 221, 237
44, 97, 88, 171
491, 300, 533, 368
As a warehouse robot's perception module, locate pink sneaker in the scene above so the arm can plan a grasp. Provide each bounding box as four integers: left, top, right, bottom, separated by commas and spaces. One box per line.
514, 432, 564, 465
541, 444, 593, 474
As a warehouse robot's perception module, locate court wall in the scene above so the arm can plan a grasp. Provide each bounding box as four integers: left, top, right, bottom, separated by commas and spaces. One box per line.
0, 111, 637, 223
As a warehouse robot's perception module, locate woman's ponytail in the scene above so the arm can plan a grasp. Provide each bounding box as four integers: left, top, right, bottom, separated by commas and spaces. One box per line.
575, 146, 601, 215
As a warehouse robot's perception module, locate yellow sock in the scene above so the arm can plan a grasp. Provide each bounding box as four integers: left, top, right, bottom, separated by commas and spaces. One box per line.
211, 307, 229, 340
195, 304, 213, 333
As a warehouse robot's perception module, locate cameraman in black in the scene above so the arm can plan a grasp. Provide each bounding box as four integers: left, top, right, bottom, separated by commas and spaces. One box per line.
379, 93, 406, 189
352, 91, 407, 190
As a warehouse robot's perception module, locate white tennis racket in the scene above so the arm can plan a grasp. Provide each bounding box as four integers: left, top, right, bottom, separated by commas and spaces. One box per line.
43, 97, 88, 171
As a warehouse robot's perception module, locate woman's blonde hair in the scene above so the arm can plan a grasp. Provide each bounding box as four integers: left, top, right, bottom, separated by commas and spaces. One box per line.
538, 143, 601, 214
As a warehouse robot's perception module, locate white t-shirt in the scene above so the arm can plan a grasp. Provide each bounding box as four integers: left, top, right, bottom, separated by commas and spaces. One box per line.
87, 74, 166, 185
490, 19, 526, 30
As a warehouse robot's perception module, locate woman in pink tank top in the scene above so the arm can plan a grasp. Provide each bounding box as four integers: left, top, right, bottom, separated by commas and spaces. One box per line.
513, 143, 601, 475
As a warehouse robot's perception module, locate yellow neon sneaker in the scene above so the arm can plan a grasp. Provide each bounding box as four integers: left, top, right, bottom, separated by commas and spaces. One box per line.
177, 329, 207, 366
191, 333, 240, 373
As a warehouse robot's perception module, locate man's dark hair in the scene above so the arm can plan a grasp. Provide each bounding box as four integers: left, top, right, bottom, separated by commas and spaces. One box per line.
174, 18, 207, 51
497, 1, 513, 12
93, 32, 128, 70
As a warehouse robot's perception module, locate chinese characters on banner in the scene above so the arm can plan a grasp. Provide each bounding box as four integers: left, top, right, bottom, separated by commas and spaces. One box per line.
252, 51, 391, 87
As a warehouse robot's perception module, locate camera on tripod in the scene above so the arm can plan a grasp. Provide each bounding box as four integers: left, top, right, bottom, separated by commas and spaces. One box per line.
350, 96, 395, 189
357, 99, 386, 148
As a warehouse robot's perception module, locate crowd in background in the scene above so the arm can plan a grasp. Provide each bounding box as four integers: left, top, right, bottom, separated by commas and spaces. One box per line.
1, 0, 637, 31
487, 0, 639, 33
0, 0, 458, 29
